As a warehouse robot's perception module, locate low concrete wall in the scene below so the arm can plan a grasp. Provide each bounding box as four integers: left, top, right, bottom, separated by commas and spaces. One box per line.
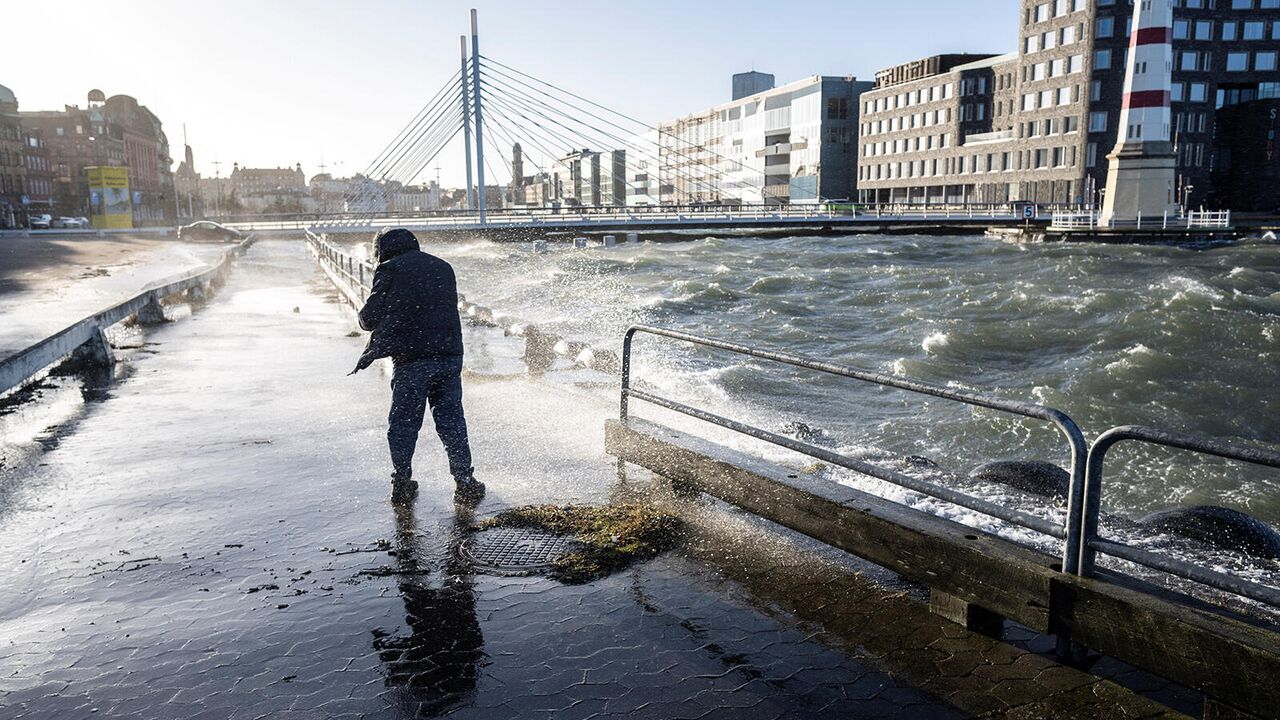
0, 235, 257, 397
606, 416, 1280, 719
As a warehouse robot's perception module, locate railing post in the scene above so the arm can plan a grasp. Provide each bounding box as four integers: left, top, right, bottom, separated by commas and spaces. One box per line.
619, 328, 636, 424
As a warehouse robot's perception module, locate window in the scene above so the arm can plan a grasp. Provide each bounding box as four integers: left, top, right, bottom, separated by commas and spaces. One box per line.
1232, 0, 1252, 7
1096, 17, 1114, 38
1090, 80, 1102, 101
1222, 22, 1237, 41
1034, 149, 1049, 168
1195, 21, 1212, 40
1089, 111, 1108, 132
1062, 25, 1077, 44
1064, 115, 1079, 133
1189, 82, 1207, 102
1033, 63, 1046, 81
1226, 52, 1248, 71
1058, 87, 1072, 105
1173, 19, 1189, 39
1244, 21, 1265, 39
1095, 50, 1112, 70
1171, 82, 1185, 101
1068, 54, 1084, 74
1026, 35, 1039, 53
1036, 3, 1050, 21
1023, 93, 1037, 111
1257, 52, 1278, 71
1087, 143, 1098, 167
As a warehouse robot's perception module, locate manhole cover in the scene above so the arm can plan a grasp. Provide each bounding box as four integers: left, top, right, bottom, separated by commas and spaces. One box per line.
461, 528, 582, 575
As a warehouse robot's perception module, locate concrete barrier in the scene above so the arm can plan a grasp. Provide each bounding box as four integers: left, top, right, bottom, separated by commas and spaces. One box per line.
0, 235, 257, 398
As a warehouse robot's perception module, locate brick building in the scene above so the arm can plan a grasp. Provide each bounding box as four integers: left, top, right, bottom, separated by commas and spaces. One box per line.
857, 0, 1280, 210
0, 83, 27, 228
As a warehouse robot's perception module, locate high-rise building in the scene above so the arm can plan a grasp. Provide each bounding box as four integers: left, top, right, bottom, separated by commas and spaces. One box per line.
659, 74, 874, 206
732, 71, 775, 101
856, 0, 1280, 210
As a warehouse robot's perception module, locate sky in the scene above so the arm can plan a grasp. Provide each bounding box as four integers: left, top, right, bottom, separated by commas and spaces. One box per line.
1, 0, 1015, 187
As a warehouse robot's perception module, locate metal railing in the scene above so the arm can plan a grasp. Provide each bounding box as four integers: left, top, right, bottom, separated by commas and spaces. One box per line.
1049, 212, 1098, 230
1187, 209, 1232, 229
0, 235, 256, 398
618, 325, 1280, 611
224, 202, 1033, 233
619, 325, 1090, 571
1081, 425, 1280, 606
1049, 209, 1235, 232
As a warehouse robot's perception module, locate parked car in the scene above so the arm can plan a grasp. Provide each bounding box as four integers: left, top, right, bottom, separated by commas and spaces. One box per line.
75, 216, 90, 228
52, 216, 86, 228
177, 220, 243, 243
28, 213, 52, 229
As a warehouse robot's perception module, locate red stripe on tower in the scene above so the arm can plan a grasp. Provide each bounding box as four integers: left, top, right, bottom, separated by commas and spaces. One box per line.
1123, 90, 1171, 109
1131, 27, 1173, 47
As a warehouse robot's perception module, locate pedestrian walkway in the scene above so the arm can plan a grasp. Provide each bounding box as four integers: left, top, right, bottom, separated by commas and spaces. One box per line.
0, 240, 1186, 719
0, 234, 226, 360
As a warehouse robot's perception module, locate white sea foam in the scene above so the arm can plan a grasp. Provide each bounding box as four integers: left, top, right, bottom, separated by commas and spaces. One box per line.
921, 331, 950, 354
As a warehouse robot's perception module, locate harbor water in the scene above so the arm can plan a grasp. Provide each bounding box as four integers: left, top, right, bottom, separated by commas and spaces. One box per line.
357, 232, 1280, 605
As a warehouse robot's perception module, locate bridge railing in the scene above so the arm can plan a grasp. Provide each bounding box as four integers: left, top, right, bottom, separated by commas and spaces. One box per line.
226, 201, 1037, 232
0, 235, 257, 398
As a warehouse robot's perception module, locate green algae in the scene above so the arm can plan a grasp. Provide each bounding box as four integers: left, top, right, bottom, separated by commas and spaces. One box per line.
481, 503, 682, 584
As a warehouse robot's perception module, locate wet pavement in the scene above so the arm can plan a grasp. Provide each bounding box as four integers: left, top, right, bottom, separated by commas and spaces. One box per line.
0, 240, 1189, 718
0, 234, 227, 360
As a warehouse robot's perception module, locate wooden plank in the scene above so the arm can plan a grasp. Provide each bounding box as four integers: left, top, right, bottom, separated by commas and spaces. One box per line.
607, 417, 1280, 718
606, 418, 1059, 631
1052, 573, 1280, 715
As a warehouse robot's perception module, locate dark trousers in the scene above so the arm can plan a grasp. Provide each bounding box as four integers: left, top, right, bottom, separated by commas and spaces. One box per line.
388, 355, 473, 481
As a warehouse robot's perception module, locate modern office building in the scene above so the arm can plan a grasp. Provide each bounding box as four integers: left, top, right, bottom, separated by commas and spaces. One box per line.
857, 0, 1280, 210
550, 148, 627, 207
658, 74, 874, 205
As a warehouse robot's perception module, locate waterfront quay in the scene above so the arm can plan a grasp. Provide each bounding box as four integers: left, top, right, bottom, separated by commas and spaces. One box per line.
4, 237, 1252, 719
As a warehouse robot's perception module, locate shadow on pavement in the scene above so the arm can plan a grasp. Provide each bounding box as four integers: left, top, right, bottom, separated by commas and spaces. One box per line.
376, 502, 485, 717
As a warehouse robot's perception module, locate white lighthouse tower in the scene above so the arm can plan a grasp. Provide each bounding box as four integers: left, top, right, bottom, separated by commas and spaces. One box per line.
1099, 0, 1177, 227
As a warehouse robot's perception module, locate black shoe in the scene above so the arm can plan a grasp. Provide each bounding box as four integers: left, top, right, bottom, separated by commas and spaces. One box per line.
392, 478, 419, 504
454, 476, 485, 505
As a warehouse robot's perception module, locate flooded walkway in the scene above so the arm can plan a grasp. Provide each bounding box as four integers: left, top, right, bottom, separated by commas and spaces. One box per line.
0, 240, 1185, 718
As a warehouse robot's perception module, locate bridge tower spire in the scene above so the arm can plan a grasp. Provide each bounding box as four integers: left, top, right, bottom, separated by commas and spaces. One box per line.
460, 35, 475, 212
470, 8, 488, 224
1099, 0, 1176, 226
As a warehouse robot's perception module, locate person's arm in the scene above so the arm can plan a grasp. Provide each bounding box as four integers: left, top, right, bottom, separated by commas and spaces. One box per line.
358, 263, 394, 331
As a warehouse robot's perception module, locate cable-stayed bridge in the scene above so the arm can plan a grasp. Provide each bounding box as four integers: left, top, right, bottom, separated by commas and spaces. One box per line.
283, 10, 1023, 238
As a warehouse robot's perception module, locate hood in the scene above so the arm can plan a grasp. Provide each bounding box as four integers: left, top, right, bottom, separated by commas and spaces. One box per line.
374, 227, 419, 263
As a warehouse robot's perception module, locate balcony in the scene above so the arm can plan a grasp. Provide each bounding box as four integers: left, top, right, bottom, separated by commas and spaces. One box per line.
962, 129, 1014, 146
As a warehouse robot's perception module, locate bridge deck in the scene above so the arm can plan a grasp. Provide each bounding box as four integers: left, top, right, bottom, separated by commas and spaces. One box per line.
0, 241, 1186, 719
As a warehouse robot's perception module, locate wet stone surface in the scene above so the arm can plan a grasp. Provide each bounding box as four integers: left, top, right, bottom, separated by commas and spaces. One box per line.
0, 241, 1188, 719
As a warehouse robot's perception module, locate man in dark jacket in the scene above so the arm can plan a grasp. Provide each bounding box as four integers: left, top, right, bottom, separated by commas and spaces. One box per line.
354, 227, 484, 505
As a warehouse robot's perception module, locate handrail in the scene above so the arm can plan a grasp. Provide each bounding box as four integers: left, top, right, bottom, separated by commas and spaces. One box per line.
0, 234, 257, 397
1081, 425, 1280, 607
619, 324, 1089, 570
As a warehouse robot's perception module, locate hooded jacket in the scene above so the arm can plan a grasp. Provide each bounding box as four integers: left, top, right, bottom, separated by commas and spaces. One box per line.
353, 228, 463, 373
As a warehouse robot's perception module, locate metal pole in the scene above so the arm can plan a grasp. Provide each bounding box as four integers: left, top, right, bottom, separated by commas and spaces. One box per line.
460, 36, 475, 212
470, 9, 487, 225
